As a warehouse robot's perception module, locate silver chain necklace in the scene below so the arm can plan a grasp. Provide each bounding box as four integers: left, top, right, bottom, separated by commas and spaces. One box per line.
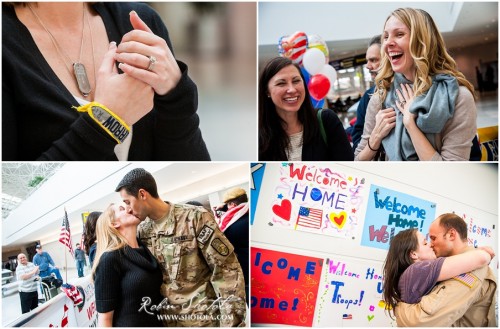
28, 4, 95, 97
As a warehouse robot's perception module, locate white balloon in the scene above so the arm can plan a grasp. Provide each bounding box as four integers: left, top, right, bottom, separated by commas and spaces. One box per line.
302, 48, 326, 75
320, 64, 337, 85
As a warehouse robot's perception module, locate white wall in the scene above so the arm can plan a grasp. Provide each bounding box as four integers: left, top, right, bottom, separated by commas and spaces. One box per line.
251, 162, 498, 327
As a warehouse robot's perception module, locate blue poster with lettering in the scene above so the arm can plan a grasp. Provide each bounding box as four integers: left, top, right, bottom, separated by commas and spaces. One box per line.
250, 163, 266, 225
361, 185, 436, 250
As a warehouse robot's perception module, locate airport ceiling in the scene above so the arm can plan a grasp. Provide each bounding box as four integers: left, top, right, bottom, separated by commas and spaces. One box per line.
2, 163, 65, 219
259, 2, 498, 62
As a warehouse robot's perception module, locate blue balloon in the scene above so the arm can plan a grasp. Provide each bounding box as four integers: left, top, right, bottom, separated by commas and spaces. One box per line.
300, 66, 311, 86
312, 98, 325, 109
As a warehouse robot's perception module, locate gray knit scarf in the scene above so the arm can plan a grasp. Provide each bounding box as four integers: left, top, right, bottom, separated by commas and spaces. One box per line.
381, 73, 459, 160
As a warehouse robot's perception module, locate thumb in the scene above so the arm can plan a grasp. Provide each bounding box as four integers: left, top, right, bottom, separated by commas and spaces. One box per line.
100, 42, 118, 75
130, 10, 153, 33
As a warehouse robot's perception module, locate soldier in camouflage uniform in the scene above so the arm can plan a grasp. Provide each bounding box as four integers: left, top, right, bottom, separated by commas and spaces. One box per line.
115, 168, 247, 327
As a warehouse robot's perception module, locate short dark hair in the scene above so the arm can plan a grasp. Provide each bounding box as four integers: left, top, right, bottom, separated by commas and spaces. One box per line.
437, 213, 468, 241
186, 200, 203, 207
115, 168, 159, 198
369, 35, 381, 47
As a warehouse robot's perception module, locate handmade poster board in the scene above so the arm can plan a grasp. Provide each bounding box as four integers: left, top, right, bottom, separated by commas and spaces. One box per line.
251, 162, 498, 327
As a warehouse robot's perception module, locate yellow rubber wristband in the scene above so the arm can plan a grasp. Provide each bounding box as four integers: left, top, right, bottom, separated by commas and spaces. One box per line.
73, 102, 130, 144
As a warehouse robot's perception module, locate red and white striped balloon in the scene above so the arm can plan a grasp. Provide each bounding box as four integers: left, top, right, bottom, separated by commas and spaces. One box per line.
278, 31, 308, 65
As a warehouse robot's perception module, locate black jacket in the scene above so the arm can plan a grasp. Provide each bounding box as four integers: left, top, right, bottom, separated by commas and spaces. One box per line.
302, 109, 354, 161
2, 3, 210, 160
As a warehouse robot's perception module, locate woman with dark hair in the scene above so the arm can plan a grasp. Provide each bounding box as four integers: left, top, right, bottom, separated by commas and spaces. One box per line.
382, 228, 494, 320
259, 57, 353, 161
355, 8, 477, 161
83, 211, 101, 267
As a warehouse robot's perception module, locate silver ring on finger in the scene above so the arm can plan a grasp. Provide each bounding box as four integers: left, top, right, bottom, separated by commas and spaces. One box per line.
147, 55, 157, 71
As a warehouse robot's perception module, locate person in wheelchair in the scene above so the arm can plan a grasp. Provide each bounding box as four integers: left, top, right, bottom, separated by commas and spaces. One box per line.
33, 245, 63, 282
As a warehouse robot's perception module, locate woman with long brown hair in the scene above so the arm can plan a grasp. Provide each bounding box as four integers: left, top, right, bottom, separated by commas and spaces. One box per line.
83, 211, 101, 267
383, 228, 493, 320
259, 57, 353, 161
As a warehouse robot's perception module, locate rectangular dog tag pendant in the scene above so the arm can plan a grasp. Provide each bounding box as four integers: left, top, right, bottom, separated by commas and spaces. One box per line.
73, 62, 91, 97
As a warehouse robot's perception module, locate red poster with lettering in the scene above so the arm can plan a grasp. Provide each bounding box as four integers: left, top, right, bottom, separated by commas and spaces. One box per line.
251, 247, 323, 326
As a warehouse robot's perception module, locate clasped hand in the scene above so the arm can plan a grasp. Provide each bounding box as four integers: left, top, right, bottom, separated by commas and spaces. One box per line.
395, 83, 416, 128
94, 11, 181, 126
115, 11, 181, 96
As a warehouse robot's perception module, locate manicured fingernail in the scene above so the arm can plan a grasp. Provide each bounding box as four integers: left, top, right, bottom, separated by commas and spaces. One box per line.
118, 63, 124, 70
110, 41, 116, 48
130, 10, 137, 16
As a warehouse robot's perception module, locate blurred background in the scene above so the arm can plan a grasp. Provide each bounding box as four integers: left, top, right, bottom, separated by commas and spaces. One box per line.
150, 2, 257, 160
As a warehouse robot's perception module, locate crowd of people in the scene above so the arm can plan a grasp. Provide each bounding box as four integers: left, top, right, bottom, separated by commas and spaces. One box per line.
259, 7, 481, 161
15, 168, 249, 326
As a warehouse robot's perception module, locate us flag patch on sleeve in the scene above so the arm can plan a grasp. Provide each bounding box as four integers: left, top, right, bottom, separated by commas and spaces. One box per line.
452, 272, 478, 288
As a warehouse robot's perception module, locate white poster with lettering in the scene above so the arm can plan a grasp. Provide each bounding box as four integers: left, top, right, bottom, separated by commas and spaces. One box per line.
315, 255, 393, 327
269, 163, 368, 238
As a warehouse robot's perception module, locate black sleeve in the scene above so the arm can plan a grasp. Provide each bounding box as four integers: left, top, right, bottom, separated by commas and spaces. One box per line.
322, 109, 354, 161
94, 252, 121, 313
149, 7, 210, 160
2, 6, 119, 161
352, 89, 372, 152
111, 3, 210, 161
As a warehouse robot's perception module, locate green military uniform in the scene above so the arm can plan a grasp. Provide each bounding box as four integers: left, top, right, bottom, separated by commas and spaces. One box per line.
395, 260, 497, 327
137, 202, 247, 327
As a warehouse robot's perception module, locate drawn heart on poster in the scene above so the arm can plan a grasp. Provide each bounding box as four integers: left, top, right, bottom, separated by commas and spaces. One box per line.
329, 211, 347, 229
272, 199, 292, 221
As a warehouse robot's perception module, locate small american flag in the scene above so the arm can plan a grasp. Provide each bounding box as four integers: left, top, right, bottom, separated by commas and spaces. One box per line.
59, 210, 75, 258
62, 283, 84, 307
453, 272, 478, 288
49, 303, 69, 327
343, 314, 352, 320
296, 206, 323, 229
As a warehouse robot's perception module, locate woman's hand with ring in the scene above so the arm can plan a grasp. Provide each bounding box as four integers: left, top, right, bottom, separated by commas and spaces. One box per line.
396, 83, 416, 128
114, 11, 182, 96
372, 107, 397, 144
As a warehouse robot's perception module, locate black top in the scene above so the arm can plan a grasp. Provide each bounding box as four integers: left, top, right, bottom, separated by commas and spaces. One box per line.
88, 243, 97, 267
223, 211, 249, 302
2, 3, 210, 161
302, 109, 354, 161
94, 241, 163, 327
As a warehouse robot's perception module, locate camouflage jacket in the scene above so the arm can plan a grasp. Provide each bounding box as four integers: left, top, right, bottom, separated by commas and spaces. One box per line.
137, 202, 247, 327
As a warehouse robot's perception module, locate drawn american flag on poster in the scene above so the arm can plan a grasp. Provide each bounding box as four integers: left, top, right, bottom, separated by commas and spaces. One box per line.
296, 206, 322, 229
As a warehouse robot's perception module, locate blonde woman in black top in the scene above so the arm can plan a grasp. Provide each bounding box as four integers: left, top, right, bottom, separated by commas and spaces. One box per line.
93, 204, 163, 327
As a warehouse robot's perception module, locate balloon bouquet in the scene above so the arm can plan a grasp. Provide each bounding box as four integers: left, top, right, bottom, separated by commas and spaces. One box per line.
278, 32, 337, 109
